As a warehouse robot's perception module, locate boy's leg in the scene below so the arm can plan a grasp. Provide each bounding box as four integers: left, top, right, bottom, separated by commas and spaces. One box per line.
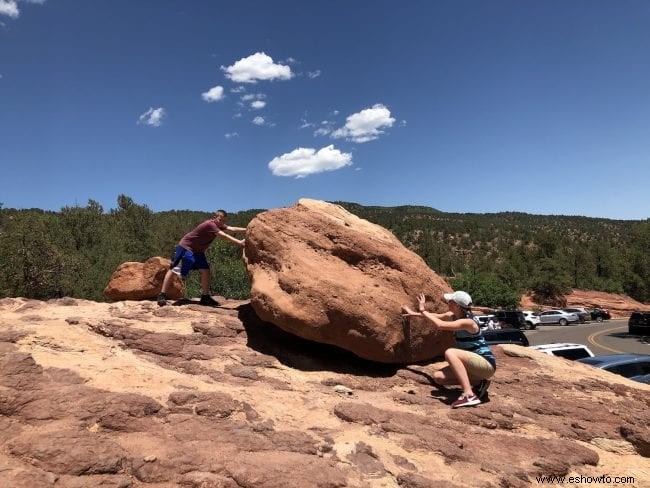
200, 268, 211, 295
194, 254, 219, 305
158, 247, 191, 306
157, 270, 175, 306
160, 269, 175, 295
199, 269, 218, 305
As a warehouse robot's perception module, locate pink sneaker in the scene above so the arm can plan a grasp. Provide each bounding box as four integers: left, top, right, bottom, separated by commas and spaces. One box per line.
451, 393, 481, 408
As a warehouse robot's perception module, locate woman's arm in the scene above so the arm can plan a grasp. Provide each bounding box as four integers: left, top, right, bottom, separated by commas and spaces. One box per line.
422, 313, 477, 332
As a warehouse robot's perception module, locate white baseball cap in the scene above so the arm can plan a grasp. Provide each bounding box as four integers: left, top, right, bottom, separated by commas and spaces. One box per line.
443, 290, 472, 309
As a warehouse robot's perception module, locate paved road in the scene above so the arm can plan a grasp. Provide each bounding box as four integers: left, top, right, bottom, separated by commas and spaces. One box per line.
525, 319, 650, 356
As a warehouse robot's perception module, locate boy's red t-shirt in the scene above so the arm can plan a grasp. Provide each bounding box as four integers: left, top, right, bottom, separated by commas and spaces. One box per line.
179, 219, 226, 253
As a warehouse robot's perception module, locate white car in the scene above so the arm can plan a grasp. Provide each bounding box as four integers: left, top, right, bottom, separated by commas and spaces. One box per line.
522, 310, 540, 328
538, 310, 580, 326
530, 343, 595, 360
474, 314, 496, 328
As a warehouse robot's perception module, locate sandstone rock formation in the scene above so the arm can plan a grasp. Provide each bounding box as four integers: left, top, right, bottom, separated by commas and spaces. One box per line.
0, 297, 648, 487
244, 199, 456, 363
522, 289, 650, 318
104, 256, 184, 301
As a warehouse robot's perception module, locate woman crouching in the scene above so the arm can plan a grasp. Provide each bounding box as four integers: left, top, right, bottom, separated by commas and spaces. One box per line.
402, 290, 496, 408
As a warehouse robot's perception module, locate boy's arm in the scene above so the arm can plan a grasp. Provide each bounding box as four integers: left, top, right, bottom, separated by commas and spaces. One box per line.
225, 225, 247, 232
216, 230, 245, 247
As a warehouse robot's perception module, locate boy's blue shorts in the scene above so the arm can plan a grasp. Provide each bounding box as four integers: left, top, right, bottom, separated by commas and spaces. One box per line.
170, 246, 209, 277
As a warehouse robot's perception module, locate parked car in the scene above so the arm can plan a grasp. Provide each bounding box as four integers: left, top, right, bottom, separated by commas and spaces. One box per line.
538, 309, 580, 326
473, 314, 496, 327
562, 307, 589, 324
522, 311, 540, 329
493, 310, 529, 329
635, 375, 650, 385
589, 308, 611, 322
577, 354, 650, 384
482, 328, 529, 347
530, 343, 594, 360
628, 311, 650, 336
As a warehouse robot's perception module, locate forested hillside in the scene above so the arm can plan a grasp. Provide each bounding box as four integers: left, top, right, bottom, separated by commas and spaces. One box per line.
335, 202, 650, 307
0, 196, 648, 306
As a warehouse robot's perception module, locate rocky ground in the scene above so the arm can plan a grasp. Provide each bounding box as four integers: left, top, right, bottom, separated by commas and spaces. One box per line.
0, 297, 649, 487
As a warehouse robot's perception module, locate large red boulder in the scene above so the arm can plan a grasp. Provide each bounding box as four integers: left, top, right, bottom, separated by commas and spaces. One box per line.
244, 199, 455, 363
104, 257, 184, 301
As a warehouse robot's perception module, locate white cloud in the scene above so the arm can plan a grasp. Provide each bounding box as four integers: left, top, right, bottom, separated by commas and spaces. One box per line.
251, 100, 266, 110
252, 116, 265, 126
313, 127, 331, 137
313, 120, 335, 137
0, 0, 46, 18
230, 86, 245, 93
269, 145, 353, 178
241, 93, 265, 102
221, 52, 293, 83
307, 70, 321, 79
299, 119, 314, 129
0, 1, 19, 18
201, 85, 224, 102
225, 132, 239, 139
331, 104, 396, 143
137, 107, 166, 127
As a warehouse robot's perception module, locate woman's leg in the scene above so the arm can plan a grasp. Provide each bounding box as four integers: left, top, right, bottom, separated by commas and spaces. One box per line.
432, 365, 459, 386
444, 348, 476, 397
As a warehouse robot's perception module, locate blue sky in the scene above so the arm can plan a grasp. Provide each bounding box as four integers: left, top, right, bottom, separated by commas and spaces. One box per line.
1, 1, 649, 219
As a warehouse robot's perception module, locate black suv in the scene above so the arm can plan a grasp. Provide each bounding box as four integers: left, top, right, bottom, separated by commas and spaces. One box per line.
493, 310, 528, 329
590, 308, 611, 322
482, 328, 529, 347
628, 311, 650, 336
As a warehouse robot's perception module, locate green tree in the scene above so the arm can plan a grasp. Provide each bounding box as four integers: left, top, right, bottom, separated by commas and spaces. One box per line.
450, 272, 520, 309
207, 239, 250, 299
529, 258, 572, 305
0, 212, 72, 298
109, 194, 155, 261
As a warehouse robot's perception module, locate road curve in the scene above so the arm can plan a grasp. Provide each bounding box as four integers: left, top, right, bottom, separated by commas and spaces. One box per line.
526, 319, 649, 356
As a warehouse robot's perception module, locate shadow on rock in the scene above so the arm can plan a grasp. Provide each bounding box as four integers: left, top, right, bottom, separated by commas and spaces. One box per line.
237, 304, 399, 378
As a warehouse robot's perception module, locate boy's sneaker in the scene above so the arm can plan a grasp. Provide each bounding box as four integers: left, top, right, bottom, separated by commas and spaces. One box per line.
451, 393, 481, 408
475, 379, 491, 400
157, 293, 167, 307
199, 294, 219, 306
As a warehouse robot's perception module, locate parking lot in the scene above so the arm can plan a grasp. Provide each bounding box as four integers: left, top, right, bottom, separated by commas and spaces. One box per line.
526, 319, 650, 356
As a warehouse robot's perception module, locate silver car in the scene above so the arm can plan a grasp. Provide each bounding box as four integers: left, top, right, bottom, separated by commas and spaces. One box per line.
538, 309, 580, 326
